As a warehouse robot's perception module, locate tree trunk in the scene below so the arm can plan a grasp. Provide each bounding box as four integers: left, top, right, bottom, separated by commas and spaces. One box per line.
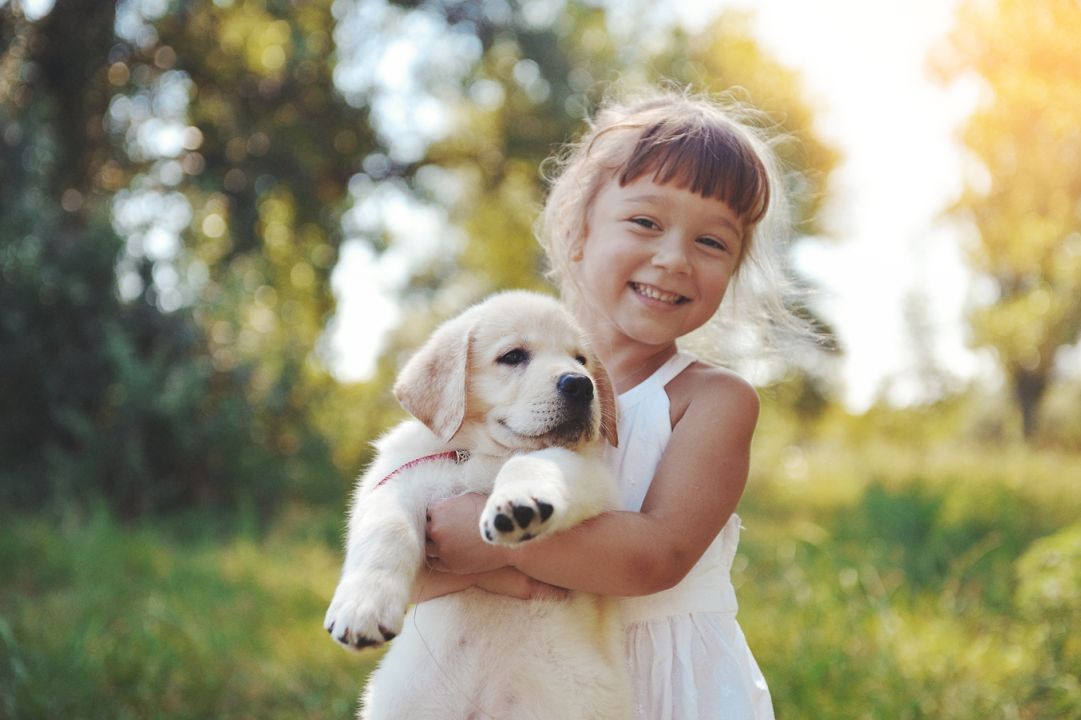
1013, 368, 1047, 441
30, 0, 118, 204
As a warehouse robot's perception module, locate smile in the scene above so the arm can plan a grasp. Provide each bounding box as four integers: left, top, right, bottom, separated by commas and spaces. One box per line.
630, 282, 689, 305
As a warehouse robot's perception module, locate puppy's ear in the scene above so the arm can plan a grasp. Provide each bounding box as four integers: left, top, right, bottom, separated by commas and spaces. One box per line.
590, 353, 619, 447
393, 316, 474, 443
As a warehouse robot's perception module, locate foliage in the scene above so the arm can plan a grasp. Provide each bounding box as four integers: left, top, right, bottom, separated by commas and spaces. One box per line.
1015, 523, 1081, 715
0, 0, 363, 516
0, 200, 311, 516
146, 0, 367, 370
933, 0, 1081, 438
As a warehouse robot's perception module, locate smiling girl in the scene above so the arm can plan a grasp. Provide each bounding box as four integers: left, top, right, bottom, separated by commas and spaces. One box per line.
423, 89, 810, 719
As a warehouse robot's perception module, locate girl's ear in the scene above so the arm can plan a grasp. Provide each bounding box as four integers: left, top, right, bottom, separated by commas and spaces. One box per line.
568, 219, 588, 262
589, 352, 619, 447
393, 316, 474, 443
569, 236, 584, 261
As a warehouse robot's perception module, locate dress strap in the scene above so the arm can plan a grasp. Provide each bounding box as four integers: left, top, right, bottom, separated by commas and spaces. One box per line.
618, 351, 698, 406
649, 351, 697, 388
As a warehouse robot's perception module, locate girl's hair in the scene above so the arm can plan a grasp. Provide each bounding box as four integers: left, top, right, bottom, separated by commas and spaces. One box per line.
537, 87, 817, 368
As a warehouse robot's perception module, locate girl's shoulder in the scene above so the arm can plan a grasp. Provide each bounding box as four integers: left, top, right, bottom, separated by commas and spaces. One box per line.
666, 359, 759, 431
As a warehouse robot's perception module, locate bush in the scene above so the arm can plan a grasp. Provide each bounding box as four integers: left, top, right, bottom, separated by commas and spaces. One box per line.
1015, 523, 1081, 716
0, 204, 339, 519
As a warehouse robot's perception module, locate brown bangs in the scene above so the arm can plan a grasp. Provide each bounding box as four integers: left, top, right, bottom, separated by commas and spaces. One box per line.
617, 120, 771, 226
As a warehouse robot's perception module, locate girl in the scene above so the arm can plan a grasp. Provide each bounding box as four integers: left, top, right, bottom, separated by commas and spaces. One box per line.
420, 88, 808, 719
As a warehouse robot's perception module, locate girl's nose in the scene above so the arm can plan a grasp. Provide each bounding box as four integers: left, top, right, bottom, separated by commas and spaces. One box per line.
651, 234, 691, 273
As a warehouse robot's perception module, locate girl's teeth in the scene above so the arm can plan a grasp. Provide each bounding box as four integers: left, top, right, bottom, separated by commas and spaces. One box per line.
633, 283, 684, 304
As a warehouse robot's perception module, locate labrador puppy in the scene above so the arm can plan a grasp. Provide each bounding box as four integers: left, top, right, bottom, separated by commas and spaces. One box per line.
324, 291, 631, 720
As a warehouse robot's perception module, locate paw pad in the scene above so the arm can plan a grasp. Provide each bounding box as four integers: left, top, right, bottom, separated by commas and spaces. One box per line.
482, 496, 557, 545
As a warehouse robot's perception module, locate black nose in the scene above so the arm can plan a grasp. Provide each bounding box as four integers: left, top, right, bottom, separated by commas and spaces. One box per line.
557, 373, 594, 404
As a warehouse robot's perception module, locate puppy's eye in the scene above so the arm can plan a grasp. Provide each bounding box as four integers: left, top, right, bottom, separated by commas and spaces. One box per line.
574, 354, 587, 366
497, 348, 529, 366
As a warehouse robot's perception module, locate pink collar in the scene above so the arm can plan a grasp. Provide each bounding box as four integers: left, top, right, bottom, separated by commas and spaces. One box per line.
374, 449, 470, 489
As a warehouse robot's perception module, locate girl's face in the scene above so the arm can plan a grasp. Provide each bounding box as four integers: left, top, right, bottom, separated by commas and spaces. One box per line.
572, 174, 744, 353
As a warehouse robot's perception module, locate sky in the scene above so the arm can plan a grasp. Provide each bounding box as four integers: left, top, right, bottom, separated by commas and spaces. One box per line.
326, 0, 991, 410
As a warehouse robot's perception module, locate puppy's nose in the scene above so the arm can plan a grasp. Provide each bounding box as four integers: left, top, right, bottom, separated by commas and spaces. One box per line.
557, 373, 594, 404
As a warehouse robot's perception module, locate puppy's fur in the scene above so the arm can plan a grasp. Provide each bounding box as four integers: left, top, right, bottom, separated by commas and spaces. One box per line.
324, 291, 630, 720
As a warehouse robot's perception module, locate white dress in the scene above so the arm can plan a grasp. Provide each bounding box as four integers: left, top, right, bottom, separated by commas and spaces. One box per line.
605, 352, 775, 720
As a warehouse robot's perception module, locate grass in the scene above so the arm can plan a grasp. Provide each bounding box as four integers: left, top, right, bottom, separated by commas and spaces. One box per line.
738, 435, 1081, 719
1, 438, 1079, 719
0, 506, 379, 719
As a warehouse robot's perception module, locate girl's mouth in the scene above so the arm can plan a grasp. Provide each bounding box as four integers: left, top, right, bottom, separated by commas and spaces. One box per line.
630, 282, 689, 305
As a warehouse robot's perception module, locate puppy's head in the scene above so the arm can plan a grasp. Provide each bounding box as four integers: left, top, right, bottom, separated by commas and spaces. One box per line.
394, 291, 617, 452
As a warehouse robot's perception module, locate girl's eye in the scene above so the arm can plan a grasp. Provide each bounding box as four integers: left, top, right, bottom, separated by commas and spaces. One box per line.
497, 348, 529, 366
698, 236, 728, 253
630, 216, 660, 231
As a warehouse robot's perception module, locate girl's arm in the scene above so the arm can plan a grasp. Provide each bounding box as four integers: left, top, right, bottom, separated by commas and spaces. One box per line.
426, 369, 758, 597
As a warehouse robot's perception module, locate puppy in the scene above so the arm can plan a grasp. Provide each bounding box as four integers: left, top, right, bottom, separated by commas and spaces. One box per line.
324, 291, 631, 720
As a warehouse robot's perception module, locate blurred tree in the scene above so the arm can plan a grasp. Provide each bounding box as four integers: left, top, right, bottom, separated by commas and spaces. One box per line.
144, 0, 377, 497
934, 0, 1081, 439
0, 0, 367, 515
148, 0, 367, 367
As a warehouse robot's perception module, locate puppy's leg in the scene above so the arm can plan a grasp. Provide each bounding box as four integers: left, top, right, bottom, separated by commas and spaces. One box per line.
480, 448, 615, 546
324, 483, 424, 651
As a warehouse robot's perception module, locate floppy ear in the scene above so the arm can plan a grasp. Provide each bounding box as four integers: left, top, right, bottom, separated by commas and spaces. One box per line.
393, 316, 474, 443
590, 353, 619, 447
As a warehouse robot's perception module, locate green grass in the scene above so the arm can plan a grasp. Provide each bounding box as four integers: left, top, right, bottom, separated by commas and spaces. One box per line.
0, 507, 379, 719
737, 437, 1081, 719
1, 439, 1079, 719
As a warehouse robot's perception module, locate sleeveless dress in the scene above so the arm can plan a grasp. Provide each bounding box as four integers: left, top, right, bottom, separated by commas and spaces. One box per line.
605, 352, 775, 720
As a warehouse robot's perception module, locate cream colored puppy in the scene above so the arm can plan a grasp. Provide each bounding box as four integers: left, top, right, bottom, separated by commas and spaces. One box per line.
324, 291, 631, 720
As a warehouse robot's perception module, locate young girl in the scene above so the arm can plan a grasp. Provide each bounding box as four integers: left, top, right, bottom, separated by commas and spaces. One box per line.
420, 88, 806, 719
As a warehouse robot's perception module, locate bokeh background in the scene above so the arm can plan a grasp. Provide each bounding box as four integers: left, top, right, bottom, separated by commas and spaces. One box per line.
2, 0, 1079, 717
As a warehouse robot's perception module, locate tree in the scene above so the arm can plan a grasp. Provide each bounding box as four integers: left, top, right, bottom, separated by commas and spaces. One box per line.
0, 0, 367, 515
934, 0, 1081, 439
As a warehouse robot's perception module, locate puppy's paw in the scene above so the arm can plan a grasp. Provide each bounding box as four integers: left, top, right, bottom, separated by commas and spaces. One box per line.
323, 575, 407, 651
480, 489, 562, 546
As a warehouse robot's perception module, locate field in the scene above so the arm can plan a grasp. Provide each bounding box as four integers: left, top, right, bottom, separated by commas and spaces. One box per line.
2, 431, 1079, 719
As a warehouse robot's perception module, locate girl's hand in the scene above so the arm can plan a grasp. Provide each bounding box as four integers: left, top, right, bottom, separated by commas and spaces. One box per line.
412, 566, 568, 603
475, 567, 570, 601
426, 493, 510, 574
